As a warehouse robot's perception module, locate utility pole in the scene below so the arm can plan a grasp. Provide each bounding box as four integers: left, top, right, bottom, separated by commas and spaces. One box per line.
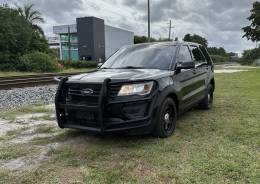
148, 0, 151, 42
68, 26, 71, 61
168, 19, 174, 41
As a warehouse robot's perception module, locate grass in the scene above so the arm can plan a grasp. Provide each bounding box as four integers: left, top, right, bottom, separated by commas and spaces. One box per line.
0, 68, 95, 77
0, 69, 260, 183
0, 145, 28, 161
0, 103, 53, 120
33, 124, 57, 134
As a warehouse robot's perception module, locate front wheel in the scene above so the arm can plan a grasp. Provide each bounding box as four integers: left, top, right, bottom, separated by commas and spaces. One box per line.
199, 84, 213, 110
153, 98, 177, 138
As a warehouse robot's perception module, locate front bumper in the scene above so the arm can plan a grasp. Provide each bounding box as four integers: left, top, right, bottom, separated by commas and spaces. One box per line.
55, 78, 158, 133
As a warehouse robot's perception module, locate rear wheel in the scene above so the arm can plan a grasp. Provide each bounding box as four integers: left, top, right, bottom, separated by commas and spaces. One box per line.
199, 84, 213, 110
153, 98, 177, 138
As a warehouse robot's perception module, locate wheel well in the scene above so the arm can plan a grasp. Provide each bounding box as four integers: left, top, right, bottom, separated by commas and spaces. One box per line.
167, 93, 179, 111
210, 78, 215, 91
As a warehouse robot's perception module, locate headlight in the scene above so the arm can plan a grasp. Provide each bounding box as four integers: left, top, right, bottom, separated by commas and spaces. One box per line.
118, 82, 154, 96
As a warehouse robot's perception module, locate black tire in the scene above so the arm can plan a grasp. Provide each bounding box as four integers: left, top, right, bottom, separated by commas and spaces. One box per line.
199, 84, 213, 110
153, 98, 177, 138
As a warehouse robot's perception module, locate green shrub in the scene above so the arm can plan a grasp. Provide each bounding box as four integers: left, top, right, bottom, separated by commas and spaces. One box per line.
60, 60, 97, 69
239, 48, 260, 65
18, 52, 59, 72
252, 59, 260, 67
210, 55, 229, 63
0, 53, 19, 71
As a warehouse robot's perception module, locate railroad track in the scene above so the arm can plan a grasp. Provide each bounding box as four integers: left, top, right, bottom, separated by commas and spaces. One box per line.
0, 72, 84, 90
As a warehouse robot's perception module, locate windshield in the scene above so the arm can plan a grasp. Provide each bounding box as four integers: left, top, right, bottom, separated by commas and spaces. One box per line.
101, 44, 177, 70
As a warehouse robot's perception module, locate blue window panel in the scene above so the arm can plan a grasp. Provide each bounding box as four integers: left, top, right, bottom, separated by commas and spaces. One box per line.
61, 50, 79, 61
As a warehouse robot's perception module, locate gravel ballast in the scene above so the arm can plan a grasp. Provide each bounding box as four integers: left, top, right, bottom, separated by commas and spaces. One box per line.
0, 85, 57, 111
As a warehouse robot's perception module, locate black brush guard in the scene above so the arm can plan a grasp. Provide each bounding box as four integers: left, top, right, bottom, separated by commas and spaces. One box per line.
55, 78, 158, 133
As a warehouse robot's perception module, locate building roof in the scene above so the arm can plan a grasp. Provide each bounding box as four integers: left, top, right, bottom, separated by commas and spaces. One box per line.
53, 17, 134, 35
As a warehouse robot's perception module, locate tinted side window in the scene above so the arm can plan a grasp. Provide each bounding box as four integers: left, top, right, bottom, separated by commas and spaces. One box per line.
199, 46, 212, 64
178, 46, 192, 62
190, 46, 206, 63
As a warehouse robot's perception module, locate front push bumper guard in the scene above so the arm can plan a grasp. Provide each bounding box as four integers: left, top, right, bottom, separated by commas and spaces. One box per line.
55, 78, 158, 133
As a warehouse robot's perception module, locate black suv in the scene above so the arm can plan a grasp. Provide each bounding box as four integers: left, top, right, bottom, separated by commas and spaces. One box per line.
55, 42, 215, 138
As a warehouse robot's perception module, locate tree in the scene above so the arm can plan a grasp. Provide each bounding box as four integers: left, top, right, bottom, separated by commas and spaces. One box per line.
242, 2, 260, 42
183, 34, 208, 47
0, 4, 33, 70
240, 48, 260, 65
207, 47, 227, 57
134, 35, 173, 44
16, 3, 45, 36
15, 3, 50, 53
0, 4, 52, 71
134, 36, 156, 44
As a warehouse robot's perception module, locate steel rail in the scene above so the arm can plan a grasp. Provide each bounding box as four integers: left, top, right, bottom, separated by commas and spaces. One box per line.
0, 72, 85, 90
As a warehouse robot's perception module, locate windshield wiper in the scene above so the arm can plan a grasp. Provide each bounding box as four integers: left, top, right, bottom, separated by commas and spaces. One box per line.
115, 66, 145, 69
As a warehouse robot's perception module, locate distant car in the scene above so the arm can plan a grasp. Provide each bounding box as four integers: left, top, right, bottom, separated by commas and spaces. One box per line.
55, 42, 215, 138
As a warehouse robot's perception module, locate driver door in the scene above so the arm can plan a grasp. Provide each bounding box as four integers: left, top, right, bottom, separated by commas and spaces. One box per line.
189, 45, 208, 102
173, 45, 198, 111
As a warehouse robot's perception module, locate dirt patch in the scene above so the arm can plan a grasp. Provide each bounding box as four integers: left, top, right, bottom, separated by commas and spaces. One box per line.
15, 113, 50, 123
224, 65, 257, 69
7, 132, 59, 145
52, 167, 83, 184
0, 143, 59, 172
0, 107, 63, 172
215, 69, 249, 73
130, 161, 157, 179
0, 119, 22, 135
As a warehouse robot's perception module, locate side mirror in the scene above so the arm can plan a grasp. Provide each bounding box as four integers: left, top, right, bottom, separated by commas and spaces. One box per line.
97, 62, 103, 69
176, 61, 195, 70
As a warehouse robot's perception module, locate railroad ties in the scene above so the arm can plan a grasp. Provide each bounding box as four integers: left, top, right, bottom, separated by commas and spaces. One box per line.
0, 72, 83, 90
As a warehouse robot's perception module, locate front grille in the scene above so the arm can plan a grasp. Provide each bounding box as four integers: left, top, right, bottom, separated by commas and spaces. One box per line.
108, 84, 121, 98
66, 83, 102, 106
66, 109, 99, 128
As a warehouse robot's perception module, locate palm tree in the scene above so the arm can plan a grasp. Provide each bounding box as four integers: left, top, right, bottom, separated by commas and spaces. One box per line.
16, 3, 45, 36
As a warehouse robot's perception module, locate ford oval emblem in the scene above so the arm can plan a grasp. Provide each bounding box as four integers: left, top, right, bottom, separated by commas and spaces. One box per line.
81, 88, 94, 95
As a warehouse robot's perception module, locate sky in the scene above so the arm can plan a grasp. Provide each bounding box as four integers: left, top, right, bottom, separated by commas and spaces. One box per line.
1, 0, 258, 54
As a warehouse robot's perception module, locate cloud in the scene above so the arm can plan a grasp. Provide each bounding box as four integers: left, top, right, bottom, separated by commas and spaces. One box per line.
0, 0, 256, 53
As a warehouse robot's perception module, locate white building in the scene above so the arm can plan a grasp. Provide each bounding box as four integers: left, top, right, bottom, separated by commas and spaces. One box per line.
53, 17, 134, 61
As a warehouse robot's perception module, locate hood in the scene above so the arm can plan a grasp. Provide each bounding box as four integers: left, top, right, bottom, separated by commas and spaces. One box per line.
68, 69, 173, 83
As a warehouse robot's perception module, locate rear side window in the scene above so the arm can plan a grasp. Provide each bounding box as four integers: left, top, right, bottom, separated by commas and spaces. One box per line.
199, 46, 212, 64
189, 46, 206, 63
178, 46, 192, 63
